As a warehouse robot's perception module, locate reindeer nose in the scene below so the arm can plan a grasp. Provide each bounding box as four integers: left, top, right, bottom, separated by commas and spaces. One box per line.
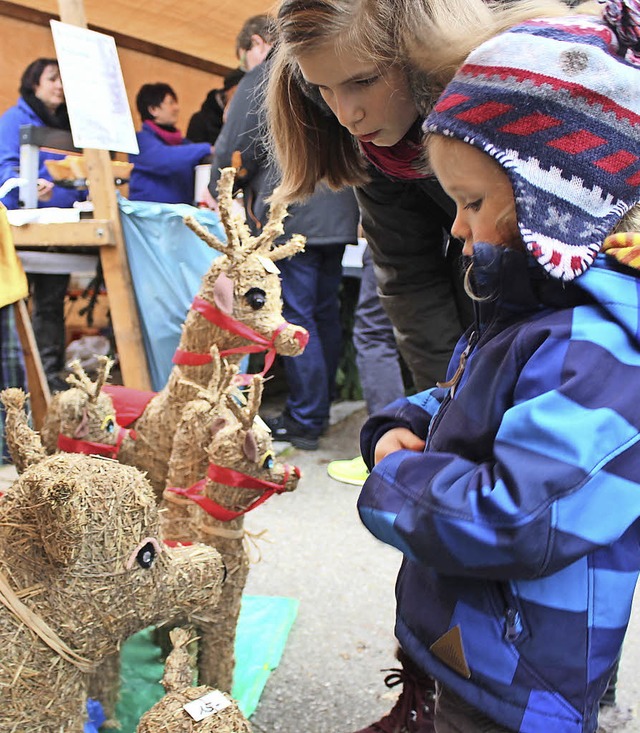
294, 329, 309, 350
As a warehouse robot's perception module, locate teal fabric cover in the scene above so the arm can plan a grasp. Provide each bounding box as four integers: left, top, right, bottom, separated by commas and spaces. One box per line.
118, 197, 225, 391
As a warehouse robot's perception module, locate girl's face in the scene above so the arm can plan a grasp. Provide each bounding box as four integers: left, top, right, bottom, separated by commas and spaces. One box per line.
149, 93, 179, 126
296, 42, 418, 147
429, 136, 521, 256
33, 64, 64, 112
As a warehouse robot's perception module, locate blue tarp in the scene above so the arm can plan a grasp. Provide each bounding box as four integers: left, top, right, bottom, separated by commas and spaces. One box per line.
118, 198, 225, 391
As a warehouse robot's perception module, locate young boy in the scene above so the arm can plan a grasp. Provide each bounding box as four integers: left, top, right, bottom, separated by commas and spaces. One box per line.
357, 4, 640, 732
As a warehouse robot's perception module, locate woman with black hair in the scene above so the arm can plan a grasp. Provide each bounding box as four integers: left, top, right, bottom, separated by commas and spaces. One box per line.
0, 58, 87, 394
128, 82, 213, 204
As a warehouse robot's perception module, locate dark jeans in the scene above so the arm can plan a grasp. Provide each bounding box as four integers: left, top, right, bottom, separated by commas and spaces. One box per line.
277, 244, 345, 434
353, 246, 405, 415
27, 272, 69, 386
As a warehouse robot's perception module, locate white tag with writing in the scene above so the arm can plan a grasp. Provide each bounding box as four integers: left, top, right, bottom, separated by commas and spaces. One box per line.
183, 690, 231, 721
257, 255, 280, 274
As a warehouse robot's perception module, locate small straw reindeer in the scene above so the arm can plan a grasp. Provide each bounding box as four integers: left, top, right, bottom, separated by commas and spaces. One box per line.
40, 167, 309, 499
163, 368, 301, 691
38, 356, 130, 468
136, 628, 251, 733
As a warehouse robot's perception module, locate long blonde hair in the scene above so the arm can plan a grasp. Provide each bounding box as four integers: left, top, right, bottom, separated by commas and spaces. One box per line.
267, 0, 594, 204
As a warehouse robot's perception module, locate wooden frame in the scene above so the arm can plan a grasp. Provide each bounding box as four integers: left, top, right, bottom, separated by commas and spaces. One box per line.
11, 0, 152, 426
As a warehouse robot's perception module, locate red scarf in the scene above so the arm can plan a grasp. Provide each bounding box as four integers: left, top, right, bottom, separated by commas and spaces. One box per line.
145, 120, 184, 146
359, 120, 427, 180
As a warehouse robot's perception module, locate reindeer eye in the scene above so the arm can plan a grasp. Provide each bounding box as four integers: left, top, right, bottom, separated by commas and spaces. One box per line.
135, 542, 156, 569
245, 288, 266, 310
101, 415, 116, 434
260, 451, 275, 470
126, 538, 162, 570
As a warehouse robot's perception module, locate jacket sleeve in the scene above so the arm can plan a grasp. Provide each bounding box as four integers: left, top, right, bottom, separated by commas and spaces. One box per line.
0, 107, 21, 208
358, 329, 640, 580
130, 130, 210, 178
209, 70, 265, 195
360, 388, 447, 469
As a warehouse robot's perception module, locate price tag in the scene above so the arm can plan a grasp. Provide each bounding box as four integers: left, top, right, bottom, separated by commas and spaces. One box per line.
257, 255, 280, 275
183, 690, 231, 722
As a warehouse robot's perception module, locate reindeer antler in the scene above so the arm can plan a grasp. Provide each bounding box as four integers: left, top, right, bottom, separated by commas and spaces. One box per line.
225, 375, 264, 430
92, 356, 113, 399
186, 166, 306, 271
65, 360, 105, 403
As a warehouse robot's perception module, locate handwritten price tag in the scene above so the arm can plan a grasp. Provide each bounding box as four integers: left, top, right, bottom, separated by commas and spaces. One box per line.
183, 690, 231, 721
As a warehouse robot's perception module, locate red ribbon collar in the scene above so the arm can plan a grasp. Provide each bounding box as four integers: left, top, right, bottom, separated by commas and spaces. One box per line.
57, 425, 133, 459
166, 461, 300, 522
172, 296, 295, 384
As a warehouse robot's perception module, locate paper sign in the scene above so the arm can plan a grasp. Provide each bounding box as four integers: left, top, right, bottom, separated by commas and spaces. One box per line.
183, 690, 231, 721
50, 20, 139, 154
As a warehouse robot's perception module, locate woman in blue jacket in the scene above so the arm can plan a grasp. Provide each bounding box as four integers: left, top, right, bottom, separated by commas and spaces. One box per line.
0, 58, 86, 393
128, 83, 212, 205
359, 6, 640, 732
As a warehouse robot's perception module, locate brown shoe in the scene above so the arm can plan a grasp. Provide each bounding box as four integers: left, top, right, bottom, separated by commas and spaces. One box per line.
353, 649, 436, 733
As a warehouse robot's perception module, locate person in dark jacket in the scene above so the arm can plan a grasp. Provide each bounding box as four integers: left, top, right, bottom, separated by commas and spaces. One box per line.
0, 58, 87, 393
186, 68, 245, 145
360, 6, 640, 731
128, 83, 212, 205
210, 14, 360, 451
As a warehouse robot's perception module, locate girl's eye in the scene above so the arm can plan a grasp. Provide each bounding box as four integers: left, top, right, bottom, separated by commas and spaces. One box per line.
464, 199, 482, 212
101, 415, 116, 434
356, 76, 379, 87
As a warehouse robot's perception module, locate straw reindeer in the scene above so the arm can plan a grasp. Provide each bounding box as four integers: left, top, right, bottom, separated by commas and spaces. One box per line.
41, 166, 308, 497
38, 355, 130, 463
136, 628, 252, 733
0, 389, 226, 733
163, 368, 301, 691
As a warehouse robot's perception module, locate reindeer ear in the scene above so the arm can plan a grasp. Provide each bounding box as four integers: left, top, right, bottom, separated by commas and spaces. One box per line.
34, 476, 86, 566
210, 417, 227, 437
243, 430, 259, 463
213, 272, 234, 315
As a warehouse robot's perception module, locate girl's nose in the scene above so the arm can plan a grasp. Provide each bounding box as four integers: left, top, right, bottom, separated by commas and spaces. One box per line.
451, 216, 472, 256
334, 94, 364, 130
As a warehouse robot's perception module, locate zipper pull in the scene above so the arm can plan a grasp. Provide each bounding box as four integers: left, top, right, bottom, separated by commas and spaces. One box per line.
504, 607, 522, 642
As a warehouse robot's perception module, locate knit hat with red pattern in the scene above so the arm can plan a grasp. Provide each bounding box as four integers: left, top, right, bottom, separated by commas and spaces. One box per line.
424, 0, 640, 280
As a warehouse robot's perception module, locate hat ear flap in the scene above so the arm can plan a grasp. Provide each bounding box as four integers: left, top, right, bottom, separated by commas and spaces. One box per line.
34, 477, 86, 566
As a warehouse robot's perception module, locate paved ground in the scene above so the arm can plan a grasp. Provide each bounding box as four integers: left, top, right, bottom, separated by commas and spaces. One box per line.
1, 398, 639, 732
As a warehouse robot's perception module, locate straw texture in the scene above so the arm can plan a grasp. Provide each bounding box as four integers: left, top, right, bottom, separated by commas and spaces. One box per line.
0, 390, 226, 733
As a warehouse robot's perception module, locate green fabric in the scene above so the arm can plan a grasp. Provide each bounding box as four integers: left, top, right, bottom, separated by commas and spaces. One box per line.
112, 595, 298, 731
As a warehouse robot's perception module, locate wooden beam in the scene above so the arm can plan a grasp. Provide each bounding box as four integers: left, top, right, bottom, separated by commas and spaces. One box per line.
14, 299, 50, 431
11, 220, 116, 247
0, 0, 233, 76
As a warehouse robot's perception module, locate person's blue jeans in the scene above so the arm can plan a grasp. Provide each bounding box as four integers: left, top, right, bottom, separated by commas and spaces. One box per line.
277, 244, 346, 434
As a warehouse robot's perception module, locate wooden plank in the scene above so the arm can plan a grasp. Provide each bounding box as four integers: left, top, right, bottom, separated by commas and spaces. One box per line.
11, 220, 116, 247
14, 299, 50, 431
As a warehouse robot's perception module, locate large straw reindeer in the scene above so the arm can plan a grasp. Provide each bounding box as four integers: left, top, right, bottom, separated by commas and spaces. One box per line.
163, 370, 301, 691
41, 167, 308, 496
0, 389, 226, 733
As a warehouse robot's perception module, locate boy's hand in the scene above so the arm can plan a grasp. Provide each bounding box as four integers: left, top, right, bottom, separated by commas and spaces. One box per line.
374, 428, 425, 465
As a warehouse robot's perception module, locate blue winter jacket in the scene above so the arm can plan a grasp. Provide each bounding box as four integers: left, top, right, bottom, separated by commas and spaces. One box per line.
359, 244, 640, 733
0, 98, 85, 210
127, 122, 211, 204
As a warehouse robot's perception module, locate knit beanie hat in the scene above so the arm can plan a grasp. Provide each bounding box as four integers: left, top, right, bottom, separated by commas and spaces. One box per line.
425, 0, 640, 280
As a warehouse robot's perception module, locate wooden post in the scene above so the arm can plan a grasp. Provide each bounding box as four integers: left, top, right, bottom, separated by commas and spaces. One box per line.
57, 0, 152, 390
14, 299, 50, 431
